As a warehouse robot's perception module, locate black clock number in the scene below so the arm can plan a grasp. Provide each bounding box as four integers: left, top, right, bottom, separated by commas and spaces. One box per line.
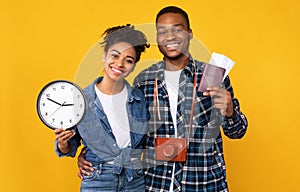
61, 85, 65, 89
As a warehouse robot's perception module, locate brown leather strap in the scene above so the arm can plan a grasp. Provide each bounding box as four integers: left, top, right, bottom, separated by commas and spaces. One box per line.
154, 77, 157, 133
153, 63, 197, 148
187, 66, 197, 148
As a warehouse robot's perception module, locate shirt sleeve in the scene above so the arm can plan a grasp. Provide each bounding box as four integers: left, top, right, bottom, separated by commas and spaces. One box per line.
54, 128, 81, 157
221, 76, 248, 139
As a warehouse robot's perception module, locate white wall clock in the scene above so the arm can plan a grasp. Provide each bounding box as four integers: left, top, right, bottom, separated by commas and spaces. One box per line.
36, 80, 87, 130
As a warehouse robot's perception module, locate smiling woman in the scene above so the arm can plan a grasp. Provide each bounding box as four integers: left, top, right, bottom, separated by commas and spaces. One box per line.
53, 24, 150, 192
100, 42, 137, 92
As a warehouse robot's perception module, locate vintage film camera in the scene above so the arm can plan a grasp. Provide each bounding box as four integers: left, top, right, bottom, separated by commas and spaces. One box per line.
155, 138, 187, 162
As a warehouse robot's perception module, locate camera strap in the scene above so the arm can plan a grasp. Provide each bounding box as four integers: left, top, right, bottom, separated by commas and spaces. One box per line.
153, 60, 197, 149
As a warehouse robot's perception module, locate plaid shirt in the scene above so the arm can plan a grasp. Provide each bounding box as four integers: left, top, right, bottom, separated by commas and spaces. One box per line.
133, 57, 248, 192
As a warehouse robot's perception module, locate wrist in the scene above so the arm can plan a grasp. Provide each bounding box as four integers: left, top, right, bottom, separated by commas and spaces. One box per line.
225, 110, 234, 118
58, 142, 71, 154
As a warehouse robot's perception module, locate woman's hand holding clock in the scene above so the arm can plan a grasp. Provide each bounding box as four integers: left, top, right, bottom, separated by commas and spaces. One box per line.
54, 128, 75, 154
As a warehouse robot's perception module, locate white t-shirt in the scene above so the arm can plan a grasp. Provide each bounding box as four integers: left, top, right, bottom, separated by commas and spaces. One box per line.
164, 70, 182, 137
164, 69, 182, 192
95, 85, 131, 148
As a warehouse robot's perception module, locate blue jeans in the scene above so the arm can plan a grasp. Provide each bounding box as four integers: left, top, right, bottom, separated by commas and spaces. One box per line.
81, 164, 145, 192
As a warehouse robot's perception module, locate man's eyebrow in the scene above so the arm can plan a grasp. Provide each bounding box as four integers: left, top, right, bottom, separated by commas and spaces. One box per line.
173, 24, 184, 27
157, 23, 184, 29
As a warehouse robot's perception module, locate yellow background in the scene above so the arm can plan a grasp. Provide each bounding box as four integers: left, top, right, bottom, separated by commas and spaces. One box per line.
1, 0, 299, 191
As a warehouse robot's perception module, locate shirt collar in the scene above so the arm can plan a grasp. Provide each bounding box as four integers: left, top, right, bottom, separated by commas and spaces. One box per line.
183, 55, 197, 77
156, 55, 196, 81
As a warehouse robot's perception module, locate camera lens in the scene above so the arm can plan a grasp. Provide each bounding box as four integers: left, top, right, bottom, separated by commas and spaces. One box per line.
163, 144, 178, 158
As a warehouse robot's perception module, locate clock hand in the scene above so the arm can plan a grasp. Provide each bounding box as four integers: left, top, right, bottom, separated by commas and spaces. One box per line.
49, 101, 66, 117
62, 103, 74, 106
47, 98, 62, 106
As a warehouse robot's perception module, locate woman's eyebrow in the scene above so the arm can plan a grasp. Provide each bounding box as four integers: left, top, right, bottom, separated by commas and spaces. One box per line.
111, 49, 135, 60
111, 49, 121, 54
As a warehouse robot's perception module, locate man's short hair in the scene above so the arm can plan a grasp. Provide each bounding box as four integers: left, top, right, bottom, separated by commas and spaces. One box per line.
156, 6, 190, 29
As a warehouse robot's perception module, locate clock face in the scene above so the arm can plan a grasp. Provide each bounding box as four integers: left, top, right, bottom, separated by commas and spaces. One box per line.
36, 80, 87, 130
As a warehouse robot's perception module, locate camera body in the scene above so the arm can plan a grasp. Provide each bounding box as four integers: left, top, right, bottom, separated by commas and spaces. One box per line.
155, 138, 187, 162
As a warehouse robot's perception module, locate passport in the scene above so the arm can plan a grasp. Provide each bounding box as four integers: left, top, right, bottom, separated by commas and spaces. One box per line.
198, 63, 226, 92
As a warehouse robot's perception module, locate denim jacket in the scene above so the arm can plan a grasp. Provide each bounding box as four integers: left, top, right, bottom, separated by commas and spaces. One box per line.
55, 77, 148, 181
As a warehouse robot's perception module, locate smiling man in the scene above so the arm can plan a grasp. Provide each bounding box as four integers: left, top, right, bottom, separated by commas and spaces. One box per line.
155, 11, 192, 70
132, 6, 248, 191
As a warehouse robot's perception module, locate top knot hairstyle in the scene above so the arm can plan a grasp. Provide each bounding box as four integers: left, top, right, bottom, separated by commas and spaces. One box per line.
100, 24, 150, 63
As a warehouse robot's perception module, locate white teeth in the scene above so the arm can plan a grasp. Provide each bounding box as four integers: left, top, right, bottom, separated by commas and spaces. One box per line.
166, 44, 178, 48
111, 68, 122, 73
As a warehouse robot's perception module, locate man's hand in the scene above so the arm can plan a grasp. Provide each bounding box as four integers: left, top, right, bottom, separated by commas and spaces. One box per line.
203, 87, 234, 117
77, 148, 94, 180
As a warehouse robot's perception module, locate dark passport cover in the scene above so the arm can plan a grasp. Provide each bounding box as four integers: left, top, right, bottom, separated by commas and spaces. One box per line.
198, 64, 226, 92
